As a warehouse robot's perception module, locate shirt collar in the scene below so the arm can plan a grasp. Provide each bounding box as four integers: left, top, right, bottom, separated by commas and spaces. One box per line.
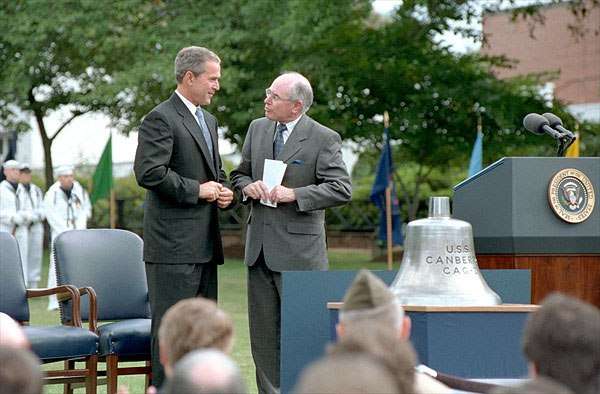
283, 114, 303, 134
175, 90, 199, 117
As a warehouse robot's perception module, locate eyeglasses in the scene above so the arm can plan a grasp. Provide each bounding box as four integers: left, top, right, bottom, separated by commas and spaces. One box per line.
265, 88, 295, 102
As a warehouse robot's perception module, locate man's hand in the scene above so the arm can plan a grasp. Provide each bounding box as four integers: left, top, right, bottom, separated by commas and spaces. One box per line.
199, 181, 223, 202
217, 187, 234, 208
242, 181, 270, 201
269, 185, 296, 203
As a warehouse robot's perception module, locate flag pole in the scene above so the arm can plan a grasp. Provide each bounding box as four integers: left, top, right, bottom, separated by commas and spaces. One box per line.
109, 131, 116, 229
110, 190, 116, 229
384, 111, 393, 271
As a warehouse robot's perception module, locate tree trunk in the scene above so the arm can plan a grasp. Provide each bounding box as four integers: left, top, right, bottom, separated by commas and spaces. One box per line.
28, 88, 53, 190
28, 89, 86, 190
38, 117, 54, 190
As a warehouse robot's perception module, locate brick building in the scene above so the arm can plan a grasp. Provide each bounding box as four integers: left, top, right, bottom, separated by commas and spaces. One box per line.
482, 3, 600, 122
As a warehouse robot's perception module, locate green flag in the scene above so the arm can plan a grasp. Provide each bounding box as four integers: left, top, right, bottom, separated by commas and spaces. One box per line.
91, 136, 112, 204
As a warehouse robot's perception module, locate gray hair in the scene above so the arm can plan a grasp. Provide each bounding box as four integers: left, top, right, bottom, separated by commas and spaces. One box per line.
283, 72, 313, 113
339, 301, 405, 331
175, 46, 221, 83
165, 349, 247, 394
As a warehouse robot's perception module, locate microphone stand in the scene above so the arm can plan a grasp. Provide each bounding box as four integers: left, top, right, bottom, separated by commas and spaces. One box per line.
556, 133, 575, 157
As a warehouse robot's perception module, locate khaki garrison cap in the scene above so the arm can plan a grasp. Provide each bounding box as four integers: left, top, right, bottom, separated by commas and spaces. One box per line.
341, 269, 394, 312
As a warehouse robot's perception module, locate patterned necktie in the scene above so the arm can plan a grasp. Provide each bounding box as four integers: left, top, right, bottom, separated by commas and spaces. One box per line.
273, 123, 287, 158
195, 107, 214, 160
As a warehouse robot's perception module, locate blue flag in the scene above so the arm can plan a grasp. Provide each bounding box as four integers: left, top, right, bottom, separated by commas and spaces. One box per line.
468, 129, 483, 177
370, 128, 403, 246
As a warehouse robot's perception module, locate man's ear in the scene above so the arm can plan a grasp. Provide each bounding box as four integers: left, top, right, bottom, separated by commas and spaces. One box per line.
184, 70, 195, 85
400, 315, 412, 341
293, 101, 304, 116
336, 323, 345, 339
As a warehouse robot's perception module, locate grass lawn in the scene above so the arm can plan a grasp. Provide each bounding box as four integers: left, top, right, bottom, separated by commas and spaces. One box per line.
30, 248, 386, 393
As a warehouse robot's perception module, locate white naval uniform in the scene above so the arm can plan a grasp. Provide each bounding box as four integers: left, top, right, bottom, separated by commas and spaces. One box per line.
44, 180, 91, 310
20, 183, 45, 288
0, 180, 31, 280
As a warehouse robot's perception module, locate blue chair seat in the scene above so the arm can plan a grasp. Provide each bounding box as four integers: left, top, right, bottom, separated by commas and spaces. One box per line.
25, 326, 99, 361
97, 318, 151, 357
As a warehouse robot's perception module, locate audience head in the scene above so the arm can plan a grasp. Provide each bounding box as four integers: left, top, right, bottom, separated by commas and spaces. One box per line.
158, 297, 234, 377
523, 292, 600, 394
164, 349, 246, 394
0, 312, 29, 349
2, 160, 20, 182
0, 346, 43, 394
338, 270, 411, 340
294, 352, 400, 394
328, 325, 416, 394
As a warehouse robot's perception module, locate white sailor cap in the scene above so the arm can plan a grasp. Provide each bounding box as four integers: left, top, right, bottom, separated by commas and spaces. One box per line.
55, 165, 74, 177
19, 162, 31, 171
2, 160, 20, 169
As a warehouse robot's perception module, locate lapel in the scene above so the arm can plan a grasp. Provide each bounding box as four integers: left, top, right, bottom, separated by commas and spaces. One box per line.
254, 120, 276, 180
265, 120, 277, 161
170, 94, 217, 179
278, 114, 309, 163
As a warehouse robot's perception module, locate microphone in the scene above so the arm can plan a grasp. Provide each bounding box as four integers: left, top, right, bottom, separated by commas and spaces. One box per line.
542, 112, 576, 139
523, 113, 562, 139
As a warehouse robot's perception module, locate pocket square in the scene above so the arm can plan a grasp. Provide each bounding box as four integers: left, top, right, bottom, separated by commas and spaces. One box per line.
291, 159, 304, 165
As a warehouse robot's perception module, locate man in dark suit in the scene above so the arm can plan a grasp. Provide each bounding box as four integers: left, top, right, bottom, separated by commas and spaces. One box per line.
231, 72, 352, 394
134, 46, 234, 387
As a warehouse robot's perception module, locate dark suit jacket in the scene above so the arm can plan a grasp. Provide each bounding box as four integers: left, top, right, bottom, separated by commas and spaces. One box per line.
230, 114, 352, 272
134, 93, 227, 265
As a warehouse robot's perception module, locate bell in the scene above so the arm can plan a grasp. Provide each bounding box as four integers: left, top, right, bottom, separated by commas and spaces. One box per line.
390, 196, 502, 306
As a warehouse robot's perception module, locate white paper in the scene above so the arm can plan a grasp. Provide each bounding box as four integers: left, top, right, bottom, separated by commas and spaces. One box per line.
261, 159, 287, 207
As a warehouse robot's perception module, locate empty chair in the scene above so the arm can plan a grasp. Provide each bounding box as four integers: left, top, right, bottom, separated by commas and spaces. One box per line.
54, 228, 152, 394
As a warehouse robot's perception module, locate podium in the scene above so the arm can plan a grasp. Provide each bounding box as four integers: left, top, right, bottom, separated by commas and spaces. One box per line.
453, 157, 600, 307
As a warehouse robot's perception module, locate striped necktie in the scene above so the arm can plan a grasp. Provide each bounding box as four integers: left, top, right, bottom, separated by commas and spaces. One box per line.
195, 108, 214, 160
273, 123, 287, 158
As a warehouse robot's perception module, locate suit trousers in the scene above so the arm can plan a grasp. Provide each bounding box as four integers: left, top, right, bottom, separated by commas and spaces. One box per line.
248, 252, 282, 394
145, 262, 218, 388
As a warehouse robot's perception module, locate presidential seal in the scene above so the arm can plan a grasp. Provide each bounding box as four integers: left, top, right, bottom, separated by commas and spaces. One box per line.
548, 168, 595, 223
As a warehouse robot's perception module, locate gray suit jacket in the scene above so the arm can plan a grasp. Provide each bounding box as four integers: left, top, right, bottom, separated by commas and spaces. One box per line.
134, 93, 227, 265
230, 114, 352, 272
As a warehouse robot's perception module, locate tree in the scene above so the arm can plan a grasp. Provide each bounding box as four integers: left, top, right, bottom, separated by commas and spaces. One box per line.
302, 1, 600, 220
0, 0, 373, 188
1, 0, 597, 202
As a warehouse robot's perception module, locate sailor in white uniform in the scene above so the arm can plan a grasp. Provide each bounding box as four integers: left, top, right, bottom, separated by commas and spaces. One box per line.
44, 165, 91, 310
0, 160, 31, 283
0, 160, 31, 280
18, 163, 46, 288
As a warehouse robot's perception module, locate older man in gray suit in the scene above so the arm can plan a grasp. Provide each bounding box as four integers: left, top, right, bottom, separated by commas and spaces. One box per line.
231, 72, 352, 394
